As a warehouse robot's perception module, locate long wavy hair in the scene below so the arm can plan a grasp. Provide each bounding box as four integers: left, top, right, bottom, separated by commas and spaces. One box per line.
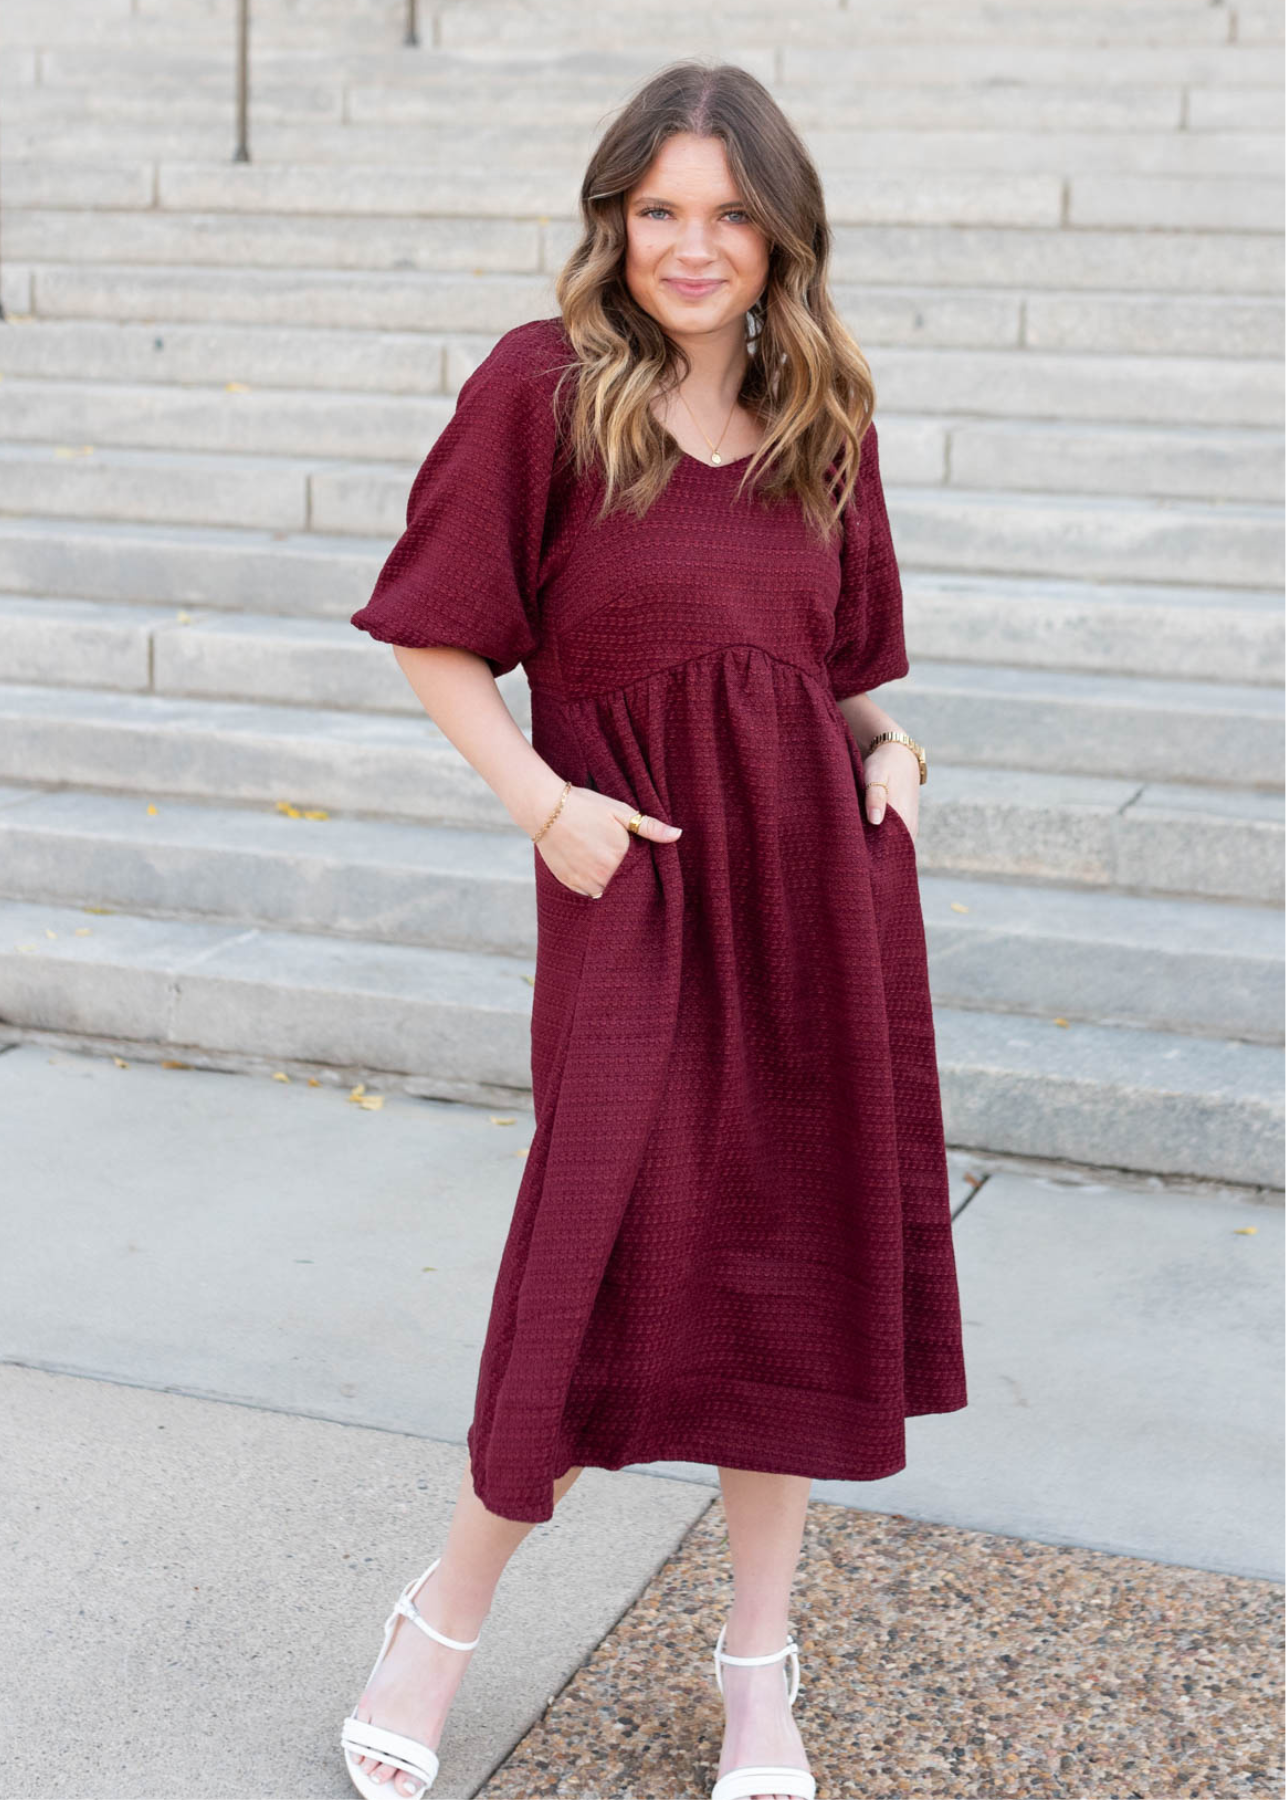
550, 59, 877, 545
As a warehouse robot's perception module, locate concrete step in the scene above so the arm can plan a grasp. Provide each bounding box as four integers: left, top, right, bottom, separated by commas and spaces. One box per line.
0, 317, 461, 395
16, 248, 1283, 349
2, 565, 1275, 705
0, 443, 317, 533
4, 310, 1281, 415
0, 683, 1279, 900
778, 42, 1281, 87
346, 79, 1286, 141
3, 123, 1282, 180
920, 763, 1283, 905
6, 206, 543, 272
12, 269, 1280, 384
0, 379, 446, 468
929, 1004, 1283, 1188
0, 897, 1278, 1185
10, 164, 1280, 239
0, 517, 378, 618
906, 574, 1283, 686
0, 898, 535, 1100
0, 598, 534, 722
874, 341, 1282, 418
0, 454, 1278, 588
0, 785, 1278, 1044
0, 683, 521, 830
891, 486, 1282, 589
884, 662, 1283, 787
7, 70, 1281, 140
27, 39, 1281, 93
445, 6, 1262, 53
0, 591, 1276, 784
0, 785, 538, 957
3, 386, 1279, 504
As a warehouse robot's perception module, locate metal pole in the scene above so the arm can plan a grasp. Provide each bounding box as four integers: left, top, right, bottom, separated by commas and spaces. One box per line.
405, 0, 418, 47
233, 0, 250, 162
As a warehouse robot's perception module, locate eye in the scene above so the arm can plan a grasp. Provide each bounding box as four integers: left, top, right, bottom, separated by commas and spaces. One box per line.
638, 206, 671, 220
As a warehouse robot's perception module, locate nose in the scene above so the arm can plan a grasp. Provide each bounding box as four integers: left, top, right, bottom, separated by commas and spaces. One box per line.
672, 218, 718, 266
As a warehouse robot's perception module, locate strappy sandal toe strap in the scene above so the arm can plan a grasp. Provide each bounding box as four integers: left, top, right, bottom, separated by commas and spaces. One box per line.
341, 1717, 439, 1797
711, 1767, 817, 1800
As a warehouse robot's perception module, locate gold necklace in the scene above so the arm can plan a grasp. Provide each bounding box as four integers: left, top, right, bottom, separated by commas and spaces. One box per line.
676, 383, 740, 464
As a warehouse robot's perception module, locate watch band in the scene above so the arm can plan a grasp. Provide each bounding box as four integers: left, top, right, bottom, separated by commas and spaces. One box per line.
865, 729, 927, 785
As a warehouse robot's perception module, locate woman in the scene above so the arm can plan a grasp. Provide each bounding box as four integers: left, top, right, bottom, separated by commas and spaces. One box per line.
341, 59, 966, 1800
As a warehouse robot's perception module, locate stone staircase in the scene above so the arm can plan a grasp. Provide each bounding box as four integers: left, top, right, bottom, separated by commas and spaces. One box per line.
0, 0, 1282, 1187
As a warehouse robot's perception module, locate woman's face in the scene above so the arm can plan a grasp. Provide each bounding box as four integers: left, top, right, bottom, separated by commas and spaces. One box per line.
622, 132, 770, 345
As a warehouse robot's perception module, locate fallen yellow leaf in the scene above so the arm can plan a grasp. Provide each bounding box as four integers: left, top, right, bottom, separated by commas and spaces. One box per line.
54, 444, 95, 458
113, 1056, 129, 1068
1052, 1017, 1069, 1028
275, 801, 302, 818
1234, 1226, 1258, 1236
225, 381, 251, 392
302, 809, 329, 821
489, 1115, 516, 1126
74, 927, 91, 936
176, 611, 193, 624
949, 902, 969, 913
83, 906, 114, 915
354, 1095, 384, 1111
272, 1070, 290, 1082
421, 1265, 437, 1273
349, 1083, 366, 1100
44, 929, 57, 938
146, 804, 158, 816
307, 1077, 320, 1087
521, 972, 535, 986
161, 1059, 190, 1069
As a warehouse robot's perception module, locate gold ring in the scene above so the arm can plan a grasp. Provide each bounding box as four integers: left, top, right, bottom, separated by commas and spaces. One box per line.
866, 780, 889, 792
626, 810, 645, 835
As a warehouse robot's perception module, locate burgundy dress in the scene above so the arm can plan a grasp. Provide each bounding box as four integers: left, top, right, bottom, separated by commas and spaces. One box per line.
352, 315, 967, 1523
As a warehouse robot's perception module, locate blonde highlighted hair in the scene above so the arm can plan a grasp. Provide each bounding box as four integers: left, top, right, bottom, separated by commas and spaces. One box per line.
550, 58, 877, 545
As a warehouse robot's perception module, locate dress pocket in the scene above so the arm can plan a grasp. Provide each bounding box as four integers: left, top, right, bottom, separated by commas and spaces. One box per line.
880, 799, 918, 857
536, 833, 653, 902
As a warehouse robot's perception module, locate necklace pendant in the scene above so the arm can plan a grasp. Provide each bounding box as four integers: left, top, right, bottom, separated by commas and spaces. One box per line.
710, 451, 722, 465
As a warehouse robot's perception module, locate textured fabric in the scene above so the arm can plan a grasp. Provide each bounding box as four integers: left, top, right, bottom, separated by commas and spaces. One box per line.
352, 315, 967, 1523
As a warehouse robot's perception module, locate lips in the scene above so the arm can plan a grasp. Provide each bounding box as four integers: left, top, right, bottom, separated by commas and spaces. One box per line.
664, 278, 723, 296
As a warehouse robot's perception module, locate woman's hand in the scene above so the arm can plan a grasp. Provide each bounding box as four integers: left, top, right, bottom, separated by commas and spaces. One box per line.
863, 740, 920, 843
537, 783, 682, 897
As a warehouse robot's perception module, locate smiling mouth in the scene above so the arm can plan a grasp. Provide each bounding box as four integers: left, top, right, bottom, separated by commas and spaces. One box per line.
664, 277, 724, 295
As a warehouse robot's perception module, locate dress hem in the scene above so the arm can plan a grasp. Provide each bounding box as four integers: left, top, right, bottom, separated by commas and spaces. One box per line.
467, 1396, 969, 1523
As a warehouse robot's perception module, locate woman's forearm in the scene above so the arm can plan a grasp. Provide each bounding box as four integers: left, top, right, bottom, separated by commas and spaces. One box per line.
836, 690, 904, 753
392, 643, 567, 837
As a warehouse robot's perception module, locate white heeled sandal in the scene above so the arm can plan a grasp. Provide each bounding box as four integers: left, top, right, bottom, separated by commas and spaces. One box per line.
710, 1619, 818, 1800
340, 1557, 482, 1800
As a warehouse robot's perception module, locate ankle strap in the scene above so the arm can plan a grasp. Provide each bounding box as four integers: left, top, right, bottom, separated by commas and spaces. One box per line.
396, 1591, 481, 1651
713, 1621, 801, 1707
715, 1640, 797, 1668
391, 1558, 483, 1652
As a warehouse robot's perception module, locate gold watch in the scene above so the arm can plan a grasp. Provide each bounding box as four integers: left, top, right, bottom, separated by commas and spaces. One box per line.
865, 729, 927, 785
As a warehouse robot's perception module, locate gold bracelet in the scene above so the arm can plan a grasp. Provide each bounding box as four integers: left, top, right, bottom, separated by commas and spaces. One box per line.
531, 778, 571, 844
865, 729, 927, 785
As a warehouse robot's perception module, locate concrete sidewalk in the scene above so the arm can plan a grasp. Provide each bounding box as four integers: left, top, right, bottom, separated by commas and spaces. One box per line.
1, 1042, 1281, 1797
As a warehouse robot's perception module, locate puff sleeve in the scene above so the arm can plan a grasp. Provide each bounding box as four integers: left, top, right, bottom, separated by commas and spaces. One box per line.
350, 328, 559, 678
825, 420, 910, 702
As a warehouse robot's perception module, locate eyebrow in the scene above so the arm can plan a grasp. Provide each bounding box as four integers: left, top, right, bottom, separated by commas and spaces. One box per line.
631, 193, 747, 209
